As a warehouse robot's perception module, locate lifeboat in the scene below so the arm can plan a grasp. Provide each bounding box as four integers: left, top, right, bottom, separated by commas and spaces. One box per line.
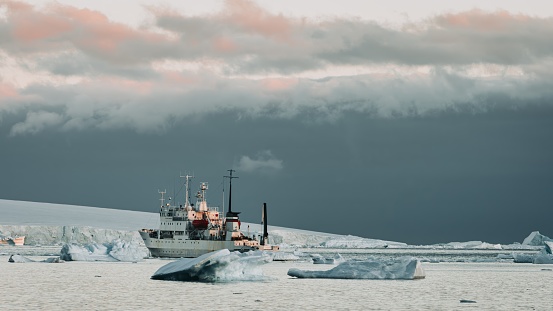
192, 219, 209, 229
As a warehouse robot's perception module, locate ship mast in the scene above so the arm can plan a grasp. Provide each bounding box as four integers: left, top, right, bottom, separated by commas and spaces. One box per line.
180, 173, 194, 209
224, 169, 239, 216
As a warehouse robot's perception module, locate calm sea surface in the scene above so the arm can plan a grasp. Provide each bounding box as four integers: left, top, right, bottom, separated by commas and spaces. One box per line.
1, 248, 551, 310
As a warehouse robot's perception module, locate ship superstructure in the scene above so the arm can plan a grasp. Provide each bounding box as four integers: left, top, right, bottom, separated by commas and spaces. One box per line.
140, 170, 277, 258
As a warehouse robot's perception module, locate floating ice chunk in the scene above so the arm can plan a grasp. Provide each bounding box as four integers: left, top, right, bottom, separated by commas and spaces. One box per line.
60, 239, 146, 262
151, 249, 273, 282
8, 254, 35, 263
8, 254, 63, 263
288, 257, 425, 280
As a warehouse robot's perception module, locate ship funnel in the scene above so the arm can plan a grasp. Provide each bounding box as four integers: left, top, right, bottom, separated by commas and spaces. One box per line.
261, 202, 268, 246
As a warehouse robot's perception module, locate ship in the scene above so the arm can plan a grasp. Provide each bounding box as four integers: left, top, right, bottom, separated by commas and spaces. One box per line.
0, 236, 25, 246
139, 170, 279, 258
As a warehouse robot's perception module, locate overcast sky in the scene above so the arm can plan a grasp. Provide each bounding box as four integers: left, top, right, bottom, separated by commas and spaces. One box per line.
1, 0, 552, 244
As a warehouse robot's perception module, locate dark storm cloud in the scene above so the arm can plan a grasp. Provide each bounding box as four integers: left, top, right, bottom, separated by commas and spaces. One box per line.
1, 105, 552, 244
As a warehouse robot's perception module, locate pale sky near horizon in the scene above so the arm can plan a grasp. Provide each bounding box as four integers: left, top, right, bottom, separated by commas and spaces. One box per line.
1, 0, 552, 244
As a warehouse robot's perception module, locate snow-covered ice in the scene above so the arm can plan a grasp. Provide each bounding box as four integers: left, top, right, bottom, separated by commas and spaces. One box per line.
151, 249, 273, 282
60, 239, 146, 262
288, 257, 425, 279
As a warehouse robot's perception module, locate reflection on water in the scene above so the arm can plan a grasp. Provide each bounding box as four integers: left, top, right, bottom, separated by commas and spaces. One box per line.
0, 249, 551, 310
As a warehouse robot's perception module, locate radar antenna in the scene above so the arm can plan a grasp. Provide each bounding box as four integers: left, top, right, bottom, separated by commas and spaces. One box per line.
158, 189, 167, 207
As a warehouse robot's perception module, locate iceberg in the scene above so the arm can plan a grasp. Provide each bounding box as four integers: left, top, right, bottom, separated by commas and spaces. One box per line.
151, 249, 273, 282
522, 231, 553, 246
288, 257, 425, 280
60, 239, 146, 262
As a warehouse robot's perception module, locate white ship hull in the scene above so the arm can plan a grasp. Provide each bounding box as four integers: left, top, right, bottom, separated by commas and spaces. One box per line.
139, 231, 256, 258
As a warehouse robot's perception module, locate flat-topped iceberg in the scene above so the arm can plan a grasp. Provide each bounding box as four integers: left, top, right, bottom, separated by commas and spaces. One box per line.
440, 241, 502, 249
288, 257, 425, 280
60, 239, 146, 262
320, 235, 407, 248
151, 249, 273, 282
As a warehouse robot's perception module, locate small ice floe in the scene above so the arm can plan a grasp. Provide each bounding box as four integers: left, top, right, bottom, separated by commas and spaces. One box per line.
272, 252, 300, 261
8, 254, 64, 263
151, 249, 273, 282
60, 239, 146, 262
460, 299, 477, 303
311, 253, 344, 265
288, 257, 425, 280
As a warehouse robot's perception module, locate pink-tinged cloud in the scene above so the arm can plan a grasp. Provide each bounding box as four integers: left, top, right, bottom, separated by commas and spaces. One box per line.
435, 9, 530, 31
3, 1, 169, 61
213, 36, 237, 53
0, 82, 19, 98
101, 78, 154, 95
261, 78, 298, 91
162, 71, 201, 86
222, 0, 293, 41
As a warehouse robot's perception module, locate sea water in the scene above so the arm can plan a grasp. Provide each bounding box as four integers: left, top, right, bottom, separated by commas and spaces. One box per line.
1, 249, 551, 310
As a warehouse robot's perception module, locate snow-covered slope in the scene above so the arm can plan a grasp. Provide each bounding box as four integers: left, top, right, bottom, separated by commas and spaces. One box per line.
0, 199, 402, 247
0, 199, 158, 230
